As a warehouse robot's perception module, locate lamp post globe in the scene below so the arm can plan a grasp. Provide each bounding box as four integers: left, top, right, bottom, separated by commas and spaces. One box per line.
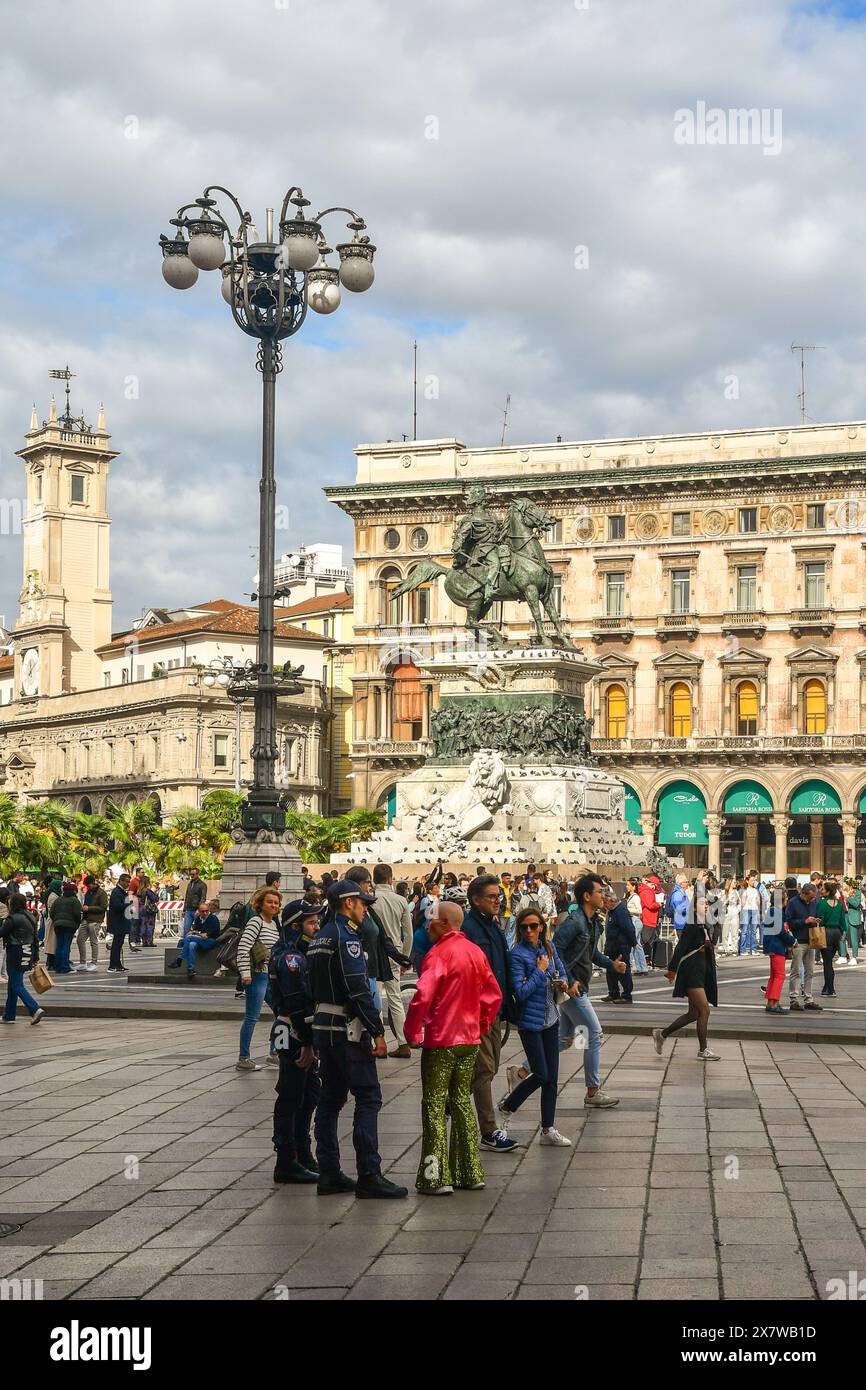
162, 252, 199, 290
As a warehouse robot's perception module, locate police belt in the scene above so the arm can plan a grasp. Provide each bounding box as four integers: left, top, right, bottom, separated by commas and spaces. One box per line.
313, 1004, 350, 1030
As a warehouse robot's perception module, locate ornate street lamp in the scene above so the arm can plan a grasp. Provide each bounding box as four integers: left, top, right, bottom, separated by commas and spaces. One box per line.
159, 186, 374, 837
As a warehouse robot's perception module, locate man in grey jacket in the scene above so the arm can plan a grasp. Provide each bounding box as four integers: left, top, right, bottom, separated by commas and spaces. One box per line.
372, 863, 415, 1058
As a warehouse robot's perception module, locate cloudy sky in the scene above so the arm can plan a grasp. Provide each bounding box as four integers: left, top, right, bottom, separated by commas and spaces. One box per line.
1, 0, 865, 629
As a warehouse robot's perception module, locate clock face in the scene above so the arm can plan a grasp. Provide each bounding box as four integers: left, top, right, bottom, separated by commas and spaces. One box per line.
21, 648, 40, 697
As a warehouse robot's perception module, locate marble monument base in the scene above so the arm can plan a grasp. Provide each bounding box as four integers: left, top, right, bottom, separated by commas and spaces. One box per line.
218, 829, 303, 922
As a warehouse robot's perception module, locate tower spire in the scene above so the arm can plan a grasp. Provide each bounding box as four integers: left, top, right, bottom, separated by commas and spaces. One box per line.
29, 403, 38, 431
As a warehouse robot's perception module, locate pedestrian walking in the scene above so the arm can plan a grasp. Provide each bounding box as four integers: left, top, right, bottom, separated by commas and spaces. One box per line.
462, 874, 519, 1151
839, 878, 861, 966
601, 885, 636, 1003
816, 880, 845, 998
762, 895, 796, 1015
554, 873, 626, 1109
721, 878, 741, 955
783, 882, 823, 1013
625, 878, 650, 974
652, 917, 720, 1061
106, 873, 131, 973
370, 863, 415, 1058
1, 893, 45, 1025
236, 885, 282, 1071
49, 881, 82, 974
497, 907, 571, 1145
405, 900, 501, 1193
76, 876, 106, 971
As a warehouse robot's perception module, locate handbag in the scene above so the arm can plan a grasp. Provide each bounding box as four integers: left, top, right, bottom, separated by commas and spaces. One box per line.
808, 924, 826, 949
28, 962, 54, 995
246, 915, 269, 970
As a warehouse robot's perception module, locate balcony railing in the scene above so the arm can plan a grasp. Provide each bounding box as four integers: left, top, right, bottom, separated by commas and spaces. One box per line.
790, 607, 834, 636
352, 738, 433, 758
592, 733, 866, 755
656, 612, 699, 641
722, 609, 767, 635
661, 612, 695, 626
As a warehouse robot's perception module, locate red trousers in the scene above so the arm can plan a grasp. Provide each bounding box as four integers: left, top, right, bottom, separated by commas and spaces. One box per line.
766, 953, 786, 1004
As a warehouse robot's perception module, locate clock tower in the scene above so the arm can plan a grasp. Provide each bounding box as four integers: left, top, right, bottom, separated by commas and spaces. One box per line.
14, 375, 117, 700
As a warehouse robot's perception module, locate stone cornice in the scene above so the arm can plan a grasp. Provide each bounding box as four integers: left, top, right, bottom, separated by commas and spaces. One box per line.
325, 450, 866, 513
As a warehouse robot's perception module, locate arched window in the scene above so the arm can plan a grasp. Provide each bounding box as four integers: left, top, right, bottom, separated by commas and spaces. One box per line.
391, 662, 424, 741
736, 680, 758, 736
379, 567, 403, 625
669, 682, 692, 737
804, 679, 827, 734
605, 683, 627, 738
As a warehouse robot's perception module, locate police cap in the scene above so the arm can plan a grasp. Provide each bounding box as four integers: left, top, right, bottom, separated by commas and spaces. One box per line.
326, 878, 376, 906
283, 898, 327, 927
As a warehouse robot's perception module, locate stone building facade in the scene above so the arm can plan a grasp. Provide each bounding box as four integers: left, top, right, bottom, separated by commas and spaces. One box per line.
0, 398, 330, 818
326, 423, 866, 877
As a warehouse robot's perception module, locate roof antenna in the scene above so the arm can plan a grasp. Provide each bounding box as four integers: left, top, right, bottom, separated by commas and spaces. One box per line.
412, 339, 418, 442
790, 342, 825, 425
500, 392, 511, 446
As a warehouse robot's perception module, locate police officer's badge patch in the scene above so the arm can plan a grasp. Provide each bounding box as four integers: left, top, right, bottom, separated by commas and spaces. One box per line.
346, 941, 361, 958
286, 957, 300, 971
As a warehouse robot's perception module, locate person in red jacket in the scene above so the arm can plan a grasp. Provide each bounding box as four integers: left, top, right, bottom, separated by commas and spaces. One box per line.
404, 901, 502, 1196
638, 873, 663, 967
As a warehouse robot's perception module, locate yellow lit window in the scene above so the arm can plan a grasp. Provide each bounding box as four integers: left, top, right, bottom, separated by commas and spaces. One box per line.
804, 679, 826, 735
605, 684, 627, 738
670, 682, 692, 737
736, 680, 758, 735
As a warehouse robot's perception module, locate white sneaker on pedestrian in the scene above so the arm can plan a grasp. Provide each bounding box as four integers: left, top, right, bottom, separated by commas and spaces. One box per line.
652, 1027, 665, 1056
31, 1008, 45, 1026
598, 1032, 607, 1047
697, 1048, 720, 1061
540, 1127, 572, 1146
584, 1090, 619, 1109
266, 1053, 280, 1066
75, 963, 87, 972
235, 1058, 261, 1072
416, 1184, 454, 1195
86, 963, 98, 972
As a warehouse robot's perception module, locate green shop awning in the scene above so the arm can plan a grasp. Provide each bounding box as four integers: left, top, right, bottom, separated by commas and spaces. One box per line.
723, 779, 773, 815
859, 788, 866, 815
657, 780, 708, 845
622, 784, 642, 834
789, 780, 841, 816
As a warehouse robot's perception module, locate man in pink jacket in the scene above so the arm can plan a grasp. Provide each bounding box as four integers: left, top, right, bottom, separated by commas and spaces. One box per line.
404, 901, 502, 1195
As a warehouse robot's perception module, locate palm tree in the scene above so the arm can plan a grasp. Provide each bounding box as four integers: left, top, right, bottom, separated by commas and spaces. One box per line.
66, 812, 114, 877
201, 789, 244, 832
102, 799, 158, 868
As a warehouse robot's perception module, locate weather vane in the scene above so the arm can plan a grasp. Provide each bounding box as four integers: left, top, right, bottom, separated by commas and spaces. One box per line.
49, 365, 76, 428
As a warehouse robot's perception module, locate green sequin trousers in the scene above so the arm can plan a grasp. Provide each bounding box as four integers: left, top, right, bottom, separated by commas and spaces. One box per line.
416, 1044, 484, 1191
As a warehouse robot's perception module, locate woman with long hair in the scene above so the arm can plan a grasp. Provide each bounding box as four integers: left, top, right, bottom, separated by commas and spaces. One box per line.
625, 877, 650, 975
497, 907, 571, 1145
816, 879, 845, 998
721, 877, 740, 955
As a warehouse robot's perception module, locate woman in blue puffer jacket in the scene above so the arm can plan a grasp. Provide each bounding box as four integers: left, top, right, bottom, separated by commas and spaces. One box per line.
497, 906, 572, 1147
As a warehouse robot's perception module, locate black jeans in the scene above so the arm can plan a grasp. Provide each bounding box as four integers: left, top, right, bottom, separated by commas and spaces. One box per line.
606, 951, 633, 1000
505, 1022, 560, 1129
273, 1035, 321, 1161
819, 948, 836, 993
314, 1036, 382, 1178
108, 929, 126, 970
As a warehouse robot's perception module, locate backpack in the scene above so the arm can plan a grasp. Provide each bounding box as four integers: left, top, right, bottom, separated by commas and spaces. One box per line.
268, 937, 302, 1017
214, 902, 247, 970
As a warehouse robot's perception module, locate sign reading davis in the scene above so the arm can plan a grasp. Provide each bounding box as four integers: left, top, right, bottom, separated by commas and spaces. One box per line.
657, 780, 708, 845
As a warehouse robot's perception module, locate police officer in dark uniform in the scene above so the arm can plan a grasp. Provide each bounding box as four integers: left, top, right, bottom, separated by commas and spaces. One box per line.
307, 879, 408, 1199
270, 899, 326, 1185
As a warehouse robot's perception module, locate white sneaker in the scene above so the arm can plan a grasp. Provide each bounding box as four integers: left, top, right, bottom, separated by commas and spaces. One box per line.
266, 1053, 280, 1066
697, 1048, 720, 1061
31, 1008, 45, 1026
584, 1090, 620, 1109
540, 1127, 572, 1146
416, 1184, 454, 1195
598, 1032, 607, 1047
836, 958, 849, 967
75, 963, 87, 972
851, 958, 860, 966
652, 1027, 665, 1056
86, 963, 98, 972
235, 1058, 261, 1072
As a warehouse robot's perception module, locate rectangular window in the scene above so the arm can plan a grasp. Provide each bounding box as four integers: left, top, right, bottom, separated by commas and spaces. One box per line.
136, 665, 144, 681
70, 474, 85, 503
321, 616, 332, 638
35, 473, 42, 502
544, 518, 563, 544
104, 673, 111, 687
121, 669, 129, 684
736, 564, 757, 611
738, 507, 758, 533
806, 503, 825, 530
671, 511, 691, 536
670, 569, 691, 614
804, 561, 826, 608
413, 585, 431, 625
608, 515, 625, 541
214, 734, 229, 769
605, 572, 625, 617
550, 577, 562, 616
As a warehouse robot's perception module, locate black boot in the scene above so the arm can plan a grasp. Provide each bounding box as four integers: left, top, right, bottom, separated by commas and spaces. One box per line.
355, 1172, 409, 1200
297, 1149, 319, 1175
317, 1170, 357, 1196
273, 1150, 318, 1185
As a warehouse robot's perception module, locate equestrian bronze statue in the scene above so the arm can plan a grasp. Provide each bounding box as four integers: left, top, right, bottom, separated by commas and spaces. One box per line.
392, 485, 573, 647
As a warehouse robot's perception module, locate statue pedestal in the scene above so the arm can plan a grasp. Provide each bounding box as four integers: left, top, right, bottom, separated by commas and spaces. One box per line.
335, 647, 651, 870
219, 830, 303, 920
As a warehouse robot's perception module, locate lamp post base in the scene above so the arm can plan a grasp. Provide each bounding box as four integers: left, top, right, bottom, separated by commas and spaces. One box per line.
218, 826, 303, 922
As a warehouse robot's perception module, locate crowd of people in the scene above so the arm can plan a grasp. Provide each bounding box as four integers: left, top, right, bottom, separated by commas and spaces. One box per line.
3, 853, 863, 1196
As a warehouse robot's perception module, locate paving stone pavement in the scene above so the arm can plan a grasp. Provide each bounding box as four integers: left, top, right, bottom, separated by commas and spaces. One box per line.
1, 1017, 866, 1301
